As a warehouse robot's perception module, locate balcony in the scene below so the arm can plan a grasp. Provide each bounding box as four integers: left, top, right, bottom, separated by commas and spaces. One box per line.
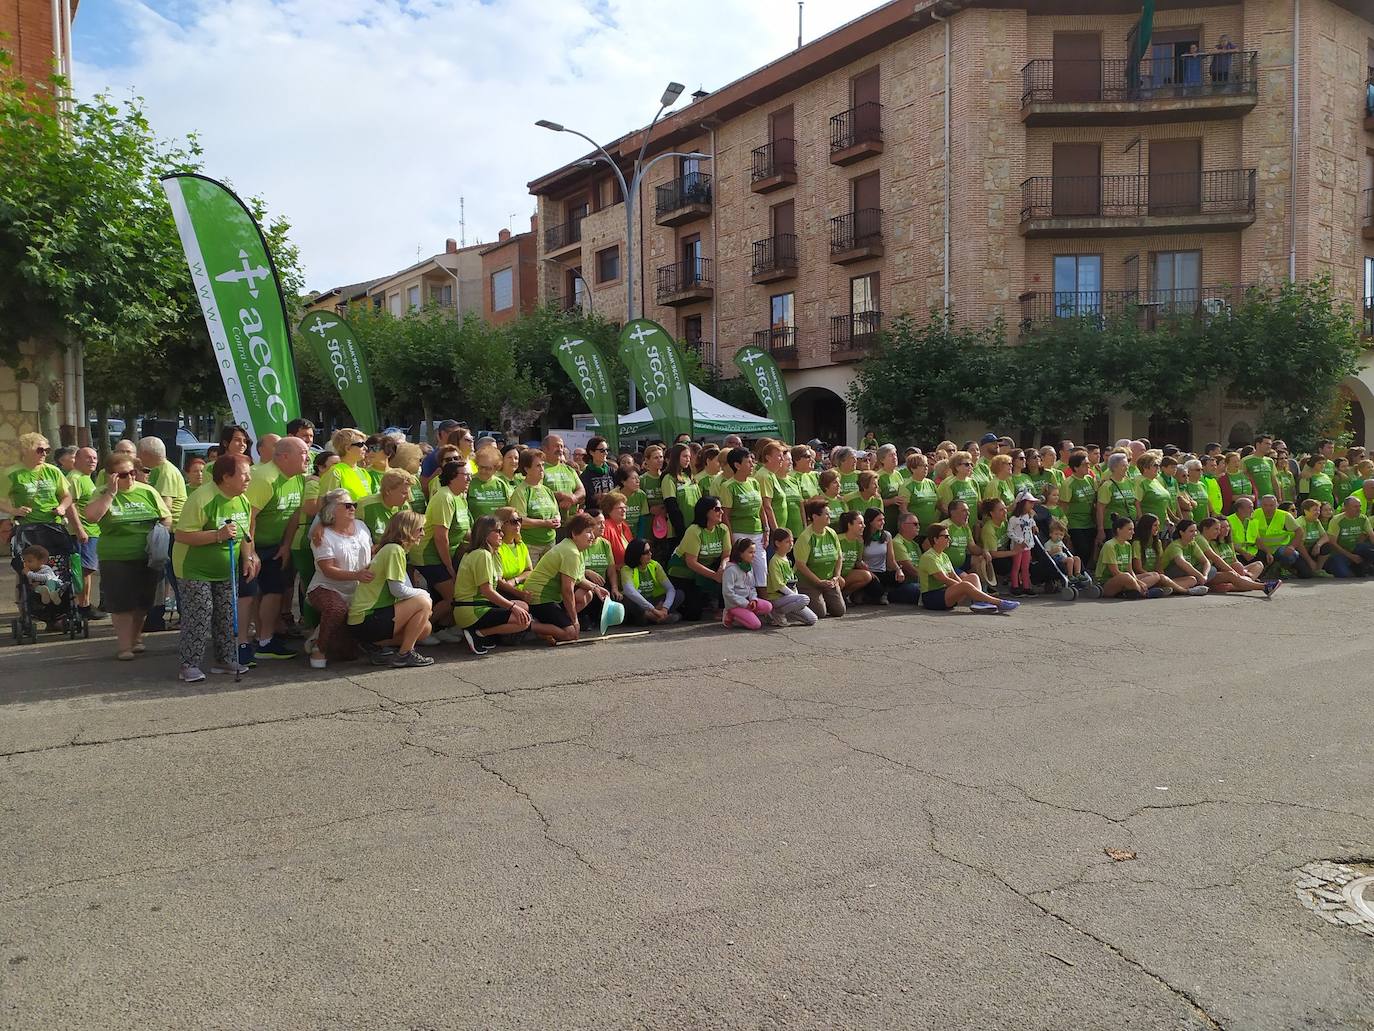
1021, 52, 1257, 126
1365, 71, 1374, 131
655, 257, 714, 307
543, 218, 582, 256
751, 234, 798, 284
751, 139, 798, 193
1019, 169, 1256, 237
655, 172, 712, 227
830, 311, 883, 361
829, 102, 883, 165
683, 338, 718, 373
1018, 285, 1251, 330
754, 327, 799, 366
830, 208, 884, 264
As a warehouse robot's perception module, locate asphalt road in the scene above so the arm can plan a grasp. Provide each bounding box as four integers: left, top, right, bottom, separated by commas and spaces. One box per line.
2, 582, 1372, 1031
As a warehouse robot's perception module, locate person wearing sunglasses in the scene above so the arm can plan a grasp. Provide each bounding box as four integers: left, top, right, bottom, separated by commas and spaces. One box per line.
81, 451, 171, 660
242, 436, 310, 663
667, 495, 731, 622
579, 437, 616, 514
466, 445, 513, 519
305, 488, 375, 669
935, 451, 981, 518
918, 521, 1013, 613
318, 428, 372, 502
2, 433, 82, 538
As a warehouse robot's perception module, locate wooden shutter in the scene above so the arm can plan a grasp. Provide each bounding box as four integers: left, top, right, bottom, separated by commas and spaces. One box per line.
1052, 143, 1100, 216
1052, 33, 1102, 102
771, 200, 795, 237
1149, 139, 1201, 215
770, 106, 795, 171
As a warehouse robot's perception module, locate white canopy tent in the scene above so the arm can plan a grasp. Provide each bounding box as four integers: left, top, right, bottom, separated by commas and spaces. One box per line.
592, 384, 778, 438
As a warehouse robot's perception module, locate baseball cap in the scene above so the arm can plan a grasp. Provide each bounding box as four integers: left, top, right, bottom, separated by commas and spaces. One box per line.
979, 433, 999, 446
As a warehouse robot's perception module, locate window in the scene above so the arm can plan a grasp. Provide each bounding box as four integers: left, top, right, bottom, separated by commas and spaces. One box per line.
681, 235, 703, 279
1363, 258, 1373, 336
491, 267, 514, 311
1053, 255, 1103, 315
406, 286, 420, 311
1151, 251, 1200, 299
388, 293, 403, 316
851, 273, 878, 315
770, 292, 794, 329
373, 294, 384, 311
430, 283, 453, 307
596, 246, 620, 284
572, 273, 588, 311
683, 315, 704, 343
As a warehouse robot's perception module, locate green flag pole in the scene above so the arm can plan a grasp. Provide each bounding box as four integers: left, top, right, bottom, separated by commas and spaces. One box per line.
297, 311, 379, 433
618, 319, 694, 442
733, 345, 795, 443
553, 333, 619, 454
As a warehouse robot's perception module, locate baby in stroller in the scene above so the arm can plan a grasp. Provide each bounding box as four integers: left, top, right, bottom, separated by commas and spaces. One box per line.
21, 545, 64, 605
9, 522, 85, 642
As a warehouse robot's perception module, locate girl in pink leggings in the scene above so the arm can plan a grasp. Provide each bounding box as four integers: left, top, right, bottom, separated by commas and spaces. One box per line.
721, 537, 773, 630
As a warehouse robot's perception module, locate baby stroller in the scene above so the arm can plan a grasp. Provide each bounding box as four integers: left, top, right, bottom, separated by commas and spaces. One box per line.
9, 522, 87, 645
1031, 534, 1103, 601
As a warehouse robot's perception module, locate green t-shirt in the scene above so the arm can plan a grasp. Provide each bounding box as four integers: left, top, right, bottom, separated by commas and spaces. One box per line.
795, 470, 821, 499
936, 476, 980, 516
982, 477, 1015, 509
1163, 538, 1206, 574
1028, 468, 1062, 498
409, 480, 428, 514
668, 522, 728, 577
892, 534, 921, 569
1242, 455, 1276, 498
1328, 513, 1372, 552
3, 463, 69, 523
466, 474, 513, 520
96, 484, 169, 561
901, 477, 939, 529
356, 493, 403, 540
979, 518, 1008, 553
543, 462, 581, 518
68, 471, 100, 538
917, 547, 954, 594
945, 522, 972, 568
453, 547, 500, 628
1097, 477, 1136, 523
667, 473, 702, 519
780, 474, 805, 539
1274, 468, 1296, 503
293, 479, 321, 552
511, 481, 559, 549
839, 535, 862, 575
1214, 537, 1238, 564
525, 538, 586, 604
412, 486, 471, 566
1181, 480, 1211, 518
1225, 472, 1254, 510
347, 543, 409, 624
846, 491, 883, 515
1133, 538, 1161, 572
641, 470, 663, 507
764, 554, 796, 601
1062, 474, 1098, 530
619, 489, 645, 536
583, 537, 612, 581
794, 526, 841, 581
839, 470, 859, 495
318, 461, 372, 502
1136, 475, 1173, 524
146, 461, 188, 523
757, 469, 786, 533
244, 463, 303, 547
1337, 474, 1363, 502
878, 471, 905, 520
1295, 515, 1324, 547
1095, 537, 1133, 579
173, 483, 252, 581
1302, 473, 1335, 506
721, 476, 763, 535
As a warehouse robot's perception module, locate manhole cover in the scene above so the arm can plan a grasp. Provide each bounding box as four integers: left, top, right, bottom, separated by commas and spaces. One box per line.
1295, 860, 1374, 936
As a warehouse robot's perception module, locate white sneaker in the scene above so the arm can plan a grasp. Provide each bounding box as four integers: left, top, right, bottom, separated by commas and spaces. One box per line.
179, 664, 206, 683
768, 612, 788, 628
210, 662, 250, 675
435, 626, 469, 644
419, 634, 441, 647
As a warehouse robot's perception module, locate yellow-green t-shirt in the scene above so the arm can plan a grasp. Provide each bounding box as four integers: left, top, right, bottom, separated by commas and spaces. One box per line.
173, 483, 252, 581
794, 526, 841, 581
453, 547, 501, 628
347, 543, 409, 624
466, 474, 513, 520
244, 462, 304, 547
96, 484, 170, 561
3, 463, 70, 524
146, 461, 188, 523
524, 538, 586, 604
411, 486, 471, 566
917, 548, 954, 593
318, 461, 372, 502
764, 553, 796, 601
511, 481, 559, 549
1095, 537, 1133, 579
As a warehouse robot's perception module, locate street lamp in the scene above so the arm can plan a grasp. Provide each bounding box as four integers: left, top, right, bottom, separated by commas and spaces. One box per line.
537, 82, 711, 409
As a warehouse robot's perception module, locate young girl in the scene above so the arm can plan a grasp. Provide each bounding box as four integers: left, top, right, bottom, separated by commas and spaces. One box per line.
619, 537, 679, 624
1042, 520, 1082, 579
1006, 494, 1037, 596
763, 528, 818, 626
721, 537, 773, 630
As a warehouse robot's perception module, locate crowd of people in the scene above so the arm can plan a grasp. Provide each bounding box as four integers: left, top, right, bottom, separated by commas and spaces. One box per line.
6, 419, 1374, 682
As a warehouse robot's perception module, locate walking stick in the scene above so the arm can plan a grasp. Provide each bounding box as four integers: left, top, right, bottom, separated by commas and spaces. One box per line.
226, 520, 241, 683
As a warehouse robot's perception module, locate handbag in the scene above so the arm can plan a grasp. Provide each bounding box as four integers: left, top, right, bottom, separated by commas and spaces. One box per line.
146, 522, 170, 569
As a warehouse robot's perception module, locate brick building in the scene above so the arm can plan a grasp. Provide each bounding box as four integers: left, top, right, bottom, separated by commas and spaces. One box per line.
528, 0, 1374, 449
1, 0, 79, 463
480, 219, 540, 326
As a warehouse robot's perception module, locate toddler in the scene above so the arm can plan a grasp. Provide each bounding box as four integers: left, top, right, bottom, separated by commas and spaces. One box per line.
1042, 519, 1083, 578
1007, 495, 1038, 595
21, 545, 62, 605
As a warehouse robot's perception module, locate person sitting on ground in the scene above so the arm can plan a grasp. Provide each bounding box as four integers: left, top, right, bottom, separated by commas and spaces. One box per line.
667, 495, 730, 622
307, 488, 375, 669
449, 514, 555, 654
522, 512, 608, 643
1198, 517, 1280, 595
721, 536, 774, 631
836, 510, 878, 606
917, 521, 1013, 614
619, 537, 680, 625
346, 510, 434, 667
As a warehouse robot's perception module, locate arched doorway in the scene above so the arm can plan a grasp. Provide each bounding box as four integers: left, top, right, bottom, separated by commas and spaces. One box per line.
1336, 378, 1374, 448
791, 387, 847, 447
1226, 421, 1253, 448
1148, 412, 1192, 450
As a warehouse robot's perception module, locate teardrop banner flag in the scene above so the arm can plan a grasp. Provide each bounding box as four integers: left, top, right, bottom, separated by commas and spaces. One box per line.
733, 344, 795, 444
160, 173, 300, 441
618, 319, 693, 442
553, 333, 619, 455
298, 311, 379, 434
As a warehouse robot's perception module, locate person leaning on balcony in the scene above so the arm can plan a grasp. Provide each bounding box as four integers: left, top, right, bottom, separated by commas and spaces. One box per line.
1210, 34, 1237, 85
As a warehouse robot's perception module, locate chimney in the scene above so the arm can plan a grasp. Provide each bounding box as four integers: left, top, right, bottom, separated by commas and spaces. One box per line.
445, 238, 458, 254
498, 228, 511, 243
530, 212, 538, 233
691, 88, 709, 102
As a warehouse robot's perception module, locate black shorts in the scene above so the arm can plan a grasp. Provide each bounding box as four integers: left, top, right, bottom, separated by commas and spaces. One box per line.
350, 606, 396, 644
237, 571, 260, 598
530, 601, 574, 629
470, 606, 514, 633
255, 543, 288, 595
415, 563, 453, 595
921, 588, 950, 611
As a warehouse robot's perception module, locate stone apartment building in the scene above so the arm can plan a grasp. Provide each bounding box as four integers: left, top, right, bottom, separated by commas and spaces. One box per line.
1, 0, 79, 463
528, 0, 1374, 449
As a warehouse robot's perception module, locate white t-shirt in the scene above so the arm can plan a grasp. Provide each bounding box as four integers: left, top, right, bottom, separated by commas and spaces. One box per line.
862, 535, 889, 572
308, 525, 374, 599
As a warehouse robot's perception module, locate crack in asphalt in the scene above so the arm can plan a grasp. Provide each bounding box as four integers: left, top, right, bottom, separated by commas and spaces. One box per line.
470, 755, 598, 874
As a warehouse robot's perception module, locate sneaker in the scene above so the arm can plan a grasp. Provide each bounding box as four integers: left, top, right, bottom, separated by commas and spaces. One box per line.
768, 612, 788, 628
255, 638, 298, 660
970, 602, 999, 614
435, 626, 470, 644
1145, 587, 1168, 599
237, 642, 258, 668
1187, 585, 1209, 596
178, 664, 206, 683
367, 648, 397, 666
1313, 569, 1334, 579
997, 599, 1020, 613
390, 649, 434, 668
1263, 579, 1283, 598
419, 634, 441, 647
460, 628, 489, 655
210, 662, 250, 675
874, 594, 890, 606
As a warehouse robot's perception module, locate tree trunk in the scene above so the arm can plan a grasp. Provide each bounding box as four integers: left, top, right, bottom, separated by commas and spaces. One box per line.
421, 396, 433, 443
94, 405, 110, 458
